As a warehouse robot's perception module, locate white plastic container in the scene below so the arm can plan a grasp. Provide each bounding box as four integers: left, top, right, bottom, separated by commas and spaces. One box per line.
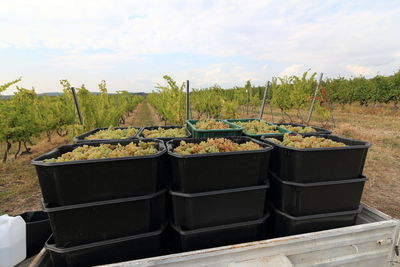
0, 214, 26, 267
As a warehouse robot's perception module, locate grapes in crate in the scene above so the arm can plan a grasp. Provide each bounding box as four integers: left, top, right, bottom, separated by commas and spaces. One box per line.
268, 134, 346, 149
278, 125, 316, 133
85, 126, 138, 140
235, 120, 280, 134
44, 142, 158, 162
194, 119, 230, 130
173, 138, 262, 155
142, 127, 187, 138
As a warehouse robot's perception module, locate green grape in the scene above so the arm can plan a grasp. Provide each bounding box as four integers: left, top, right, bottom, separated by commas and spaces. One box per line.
267, 134, 346, 148
173, 138, 262, 155
235, 120, 279, 134
44, 142, 158, 162
194, 119, 230, 130
85, 126, 138, 140
142, 127, 187, 138
278, 125, 317, 133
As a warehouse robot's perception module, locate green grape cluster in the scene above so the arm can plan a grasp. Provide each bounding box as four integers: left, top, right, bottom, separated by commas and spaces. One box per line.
142, 127, 187, 138
235, 120, 279, 134
174, 138, 262, 155
44, 142, 158, 162
194, 119, 230, 130
278, 125, 316, 133
268, 134, 346, 149
85, 126, 137, 140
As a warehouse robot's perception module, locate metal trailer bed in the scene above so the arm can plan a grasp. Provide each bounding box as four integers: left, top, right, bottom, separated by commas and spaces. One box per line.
100, 203, 400, 267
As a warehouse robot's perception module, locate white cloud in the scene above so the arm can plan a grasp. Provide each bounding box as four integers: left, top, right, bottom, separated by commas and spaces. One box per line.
0, 0, 400, 93
164, 64, 268, 89
346, 65, 376, 76
280, 64, 308, 77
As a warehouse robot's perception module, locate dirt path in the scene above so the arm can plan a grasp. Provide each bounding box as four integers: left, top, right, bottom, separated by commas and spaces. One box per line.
121, 102, 142, 126
122, 101, 163, 127
146, 102, 163, 125
0, 135, 69, 215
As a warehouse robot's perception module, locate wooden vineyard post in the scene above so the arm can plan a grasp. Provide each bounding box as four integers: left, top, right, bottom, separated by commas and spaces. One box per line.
186, 80, 190, 121
70, 87, 84, 126
259, 81, 270, 120
306, 73, 323, 123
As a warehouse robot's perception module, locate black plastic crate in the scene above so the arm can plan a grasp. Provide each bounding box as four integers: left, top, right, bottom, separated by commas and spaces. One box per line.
270, 205, 361, 237
43, 189, 166, 248
274, 123, 332, 136
171, 214, 268, 252
138, 126, 191, 184
31, 139, 166, 206
261, 134, 371, 183
19, 211, 52, 257
45, 225, 166, 267
171, 183, 268, 230
73, 127, 141, 143
138, 126, 191, 141
270, 172, 367, 216
167, 137, 272, 193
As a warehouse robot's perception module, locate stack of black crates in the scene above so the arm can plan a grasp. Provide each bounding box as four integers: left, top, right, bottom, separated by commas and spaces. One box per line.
30, 123, 373, 266
261, 134, 371, 237
31, 136, 168, 267
166, 136, 273, 252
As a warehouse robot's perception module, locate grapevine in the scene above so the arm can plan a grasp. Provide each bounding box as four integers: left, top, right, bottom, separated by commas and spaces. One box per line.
0, 78, 143, 162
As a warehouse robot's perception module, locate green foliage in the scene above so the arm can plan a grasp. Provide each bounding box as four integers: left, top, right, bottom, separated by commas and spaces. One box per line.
221, 99, 239, 119
0, 78, 143, 162
149, 77, 242, 121
0, 87, 41, 143
0, 77, 21, 94
270, 77, 292, 111
147, 75, 185, 124
191, 85, 224, 118
60, 81, 143, 131
323, 70, 400, 105
269, 71, 329, 123
0, 86, 42, 161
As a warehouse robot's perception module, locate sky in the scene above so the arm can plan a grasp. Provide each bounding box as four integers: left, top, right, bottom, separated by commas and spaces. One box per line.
1, 0, 399, 94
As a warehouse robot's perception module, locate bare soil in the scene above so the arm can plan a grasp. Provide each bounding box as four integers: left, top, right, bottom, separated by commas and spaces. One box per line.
0, 135, 69, 214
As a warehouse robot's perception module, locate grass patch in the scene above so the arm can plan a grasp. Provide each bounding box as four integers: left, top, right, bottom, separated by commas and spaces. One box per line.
134, 101, 155, 126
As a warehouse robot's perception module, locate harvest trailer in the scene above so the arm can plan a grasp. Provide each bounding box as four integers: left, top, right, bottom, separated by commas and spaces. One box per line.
104, 204, 399, 267
25, 116, 398, 266
31, 203, 400, 267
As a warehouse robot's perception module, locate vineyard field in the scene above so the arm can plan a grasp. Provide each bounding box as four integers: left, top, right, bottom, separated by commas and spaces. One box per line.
0, 79, 143, 163
0, 72, 399, 220
0, 102, 399, 219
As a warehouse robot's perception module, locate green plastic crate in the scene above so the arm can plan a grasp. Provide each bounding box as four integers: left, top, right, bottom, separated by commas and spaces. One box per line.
186, 119, 244, 138
225, 118, 290, 138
